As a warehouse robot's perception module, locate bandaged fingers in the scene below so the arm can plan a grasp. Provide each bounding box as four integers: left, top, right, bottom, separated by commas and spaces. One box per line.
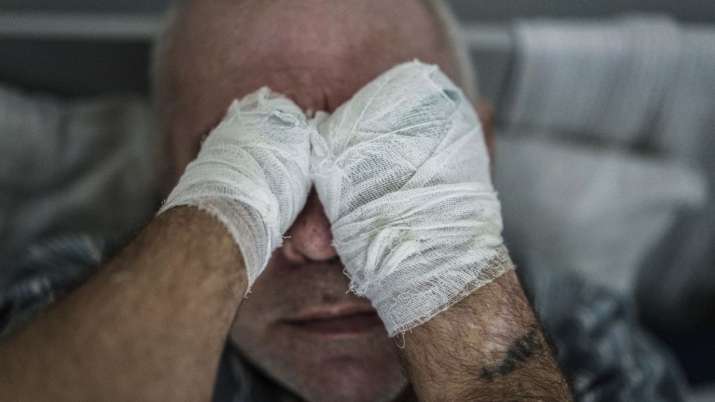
160, 87, 312, 290
311, 61, 513, 335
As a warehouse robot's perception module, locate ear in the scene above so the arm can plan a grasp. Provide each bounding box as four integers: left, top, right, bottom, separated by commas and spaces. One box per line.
474, 97, 495, 159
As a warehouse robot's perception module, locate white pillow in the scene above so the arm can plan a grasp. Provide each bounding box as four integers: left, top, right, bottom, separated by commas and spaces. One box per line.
493, 135, 706, 295
0, 84, 160, 257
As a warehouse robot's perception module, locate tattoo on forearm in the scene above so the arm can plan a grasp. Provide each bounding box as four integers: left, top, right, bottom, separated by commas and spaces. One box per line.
479, 326, 543, 381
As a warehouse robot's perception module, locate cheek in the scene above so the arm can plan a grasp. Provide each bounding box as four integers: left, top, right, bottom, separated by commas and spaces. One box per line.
168, 129, 203, 181
167, 100, 225, 183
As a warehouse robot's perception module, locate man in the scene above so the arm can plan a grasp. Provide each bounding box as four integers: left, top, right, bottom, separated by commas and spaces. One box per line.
0, 1, 685, 401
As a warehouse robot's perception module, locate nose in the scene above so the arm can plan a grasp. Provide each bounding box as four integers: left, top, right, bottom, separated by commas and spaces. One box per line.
281, 189, 338, 263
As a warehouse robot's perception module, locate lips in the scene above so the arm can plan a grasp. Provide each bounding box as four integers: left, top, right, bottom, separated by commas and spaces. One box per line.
281, 305, 383, 336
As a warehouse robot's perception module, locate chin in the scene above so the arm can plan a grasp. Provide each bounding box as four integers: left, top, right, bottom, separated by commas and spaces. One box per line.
286, 356, 407, 402
233, 322, 407, 402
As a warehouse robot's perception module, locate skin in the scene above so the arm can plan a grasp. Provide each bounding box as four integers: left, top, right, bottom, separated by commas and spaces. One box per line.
0, 0, 571, 401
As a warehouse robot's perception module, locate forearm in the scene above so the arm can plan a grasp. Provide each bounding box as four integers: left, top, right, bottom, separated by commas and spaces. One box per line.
400, 269, 572, 402
0, 207, 247, 401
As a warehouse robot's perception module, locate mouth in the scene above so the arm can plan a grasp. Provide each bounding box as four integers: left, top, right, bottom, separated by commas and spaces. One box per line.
281, 305, 383, 337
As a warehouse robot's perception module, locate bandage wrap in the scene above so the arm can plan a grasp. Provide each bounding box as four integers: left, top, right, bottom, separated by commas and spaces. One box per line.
311, 62, 513, 335
159, 88, 311, 289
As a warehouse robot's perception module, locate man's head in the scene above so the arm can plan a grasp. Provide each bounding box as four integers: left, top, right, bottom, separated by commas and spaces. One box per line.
152, 1, 480, 401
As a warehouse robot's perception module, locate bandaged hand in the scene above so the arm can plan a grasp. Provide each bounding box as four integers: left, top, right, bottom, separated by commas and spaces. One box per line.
159, 88, 312, 290
311, 61, 513, 336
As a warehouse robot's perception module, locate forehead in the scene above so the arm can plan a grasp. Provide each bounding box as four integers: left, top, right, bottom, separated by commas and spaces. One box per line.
164, 0, 453, 169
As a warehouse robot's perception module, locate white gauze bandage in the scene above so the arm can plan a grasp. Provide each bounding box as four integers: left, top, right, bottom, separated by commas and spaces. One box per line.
159, 87, 312, 289
311, 61, 513, 336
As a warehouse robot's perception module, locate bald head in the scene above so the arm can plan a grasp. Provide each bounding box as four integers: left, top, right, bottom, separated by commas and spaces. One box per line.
153, 0, 472, 177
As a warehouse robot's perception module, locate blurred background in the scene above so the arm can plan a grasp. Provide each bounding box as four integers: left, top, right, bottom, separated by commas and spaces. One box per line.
1, 1, 713, 400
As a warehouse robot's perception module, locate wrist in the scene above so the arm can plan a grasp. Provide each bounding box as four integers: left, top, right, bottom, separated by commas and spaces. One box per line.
155, 206, 249, 299
371, 245, 514, 335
